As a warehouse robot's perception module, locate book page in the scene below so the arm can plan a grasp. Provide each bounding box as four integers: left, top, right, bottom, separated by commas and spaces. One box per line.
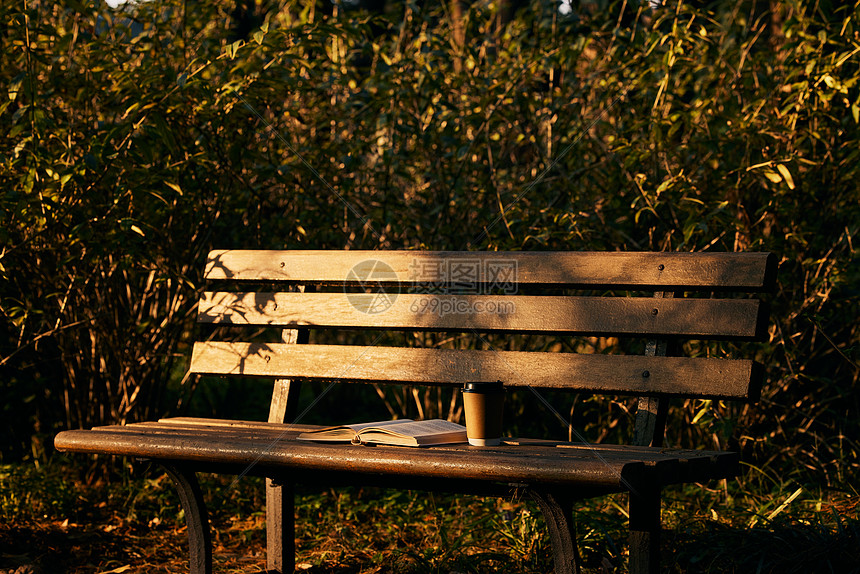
298, 419, 466, 446
296, 419, 414, 441
345, 419, 414, 433
364, 419, 465, 438
357, 419, 467, 446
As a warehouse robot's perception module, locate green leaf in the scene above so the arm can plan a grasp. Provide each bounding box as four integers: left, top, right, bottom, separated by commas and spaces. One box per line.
230, 40, 244, 59
8, 73, 25, 101
122, 101, 140, 119
776, 164, 795, 190
655, 178, 673, 196
164, 182, 183, 196
762, 169, 782, 184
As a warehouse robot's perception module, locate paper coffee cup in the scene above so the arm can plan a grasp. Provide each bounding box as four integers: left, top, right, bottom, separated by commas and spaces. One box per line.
462, 381, 505, 446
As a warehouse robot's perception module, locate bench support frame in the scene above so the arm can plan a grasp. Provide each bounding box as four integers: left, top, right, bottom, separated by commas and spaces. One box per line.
529, 489, 582, 574
265, 479, 294, 574
629, 482, 662, 574
265, 316, 307, 573
162, 463, 212, 574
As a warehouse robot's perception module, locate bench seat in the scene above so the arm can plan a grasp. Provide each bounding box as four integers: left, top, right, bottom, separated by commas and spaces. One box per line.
55, 417, 738, 491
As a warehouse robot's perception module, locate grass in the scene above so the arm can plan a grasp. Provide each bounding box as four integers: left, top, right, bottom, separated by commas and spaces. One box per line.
1, 459, 858, 573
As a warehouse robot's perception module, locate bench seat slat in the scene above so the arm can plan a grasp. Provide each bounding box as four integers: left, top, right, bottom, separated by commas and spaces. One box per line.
205, 250, 776, 291
105, 419, 736, 472
83, 424, 727, 480
155, 417, 321, 431
199, 292, 764, 339
54, 423, 737, 488
190, 342, 760, 400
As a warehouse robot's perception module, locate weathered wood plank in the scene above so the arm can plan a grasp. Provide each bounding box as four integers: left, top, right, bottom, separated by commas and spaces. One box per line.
85, 422, 732, 468
199, 292, 765, 339
189, 342, 759, 400
127, 421, 317, 436
54, 428, 734, 488
75, 422, 739, 485
205, 250, 776, 291
156, 417, 320, 432
54, 430, 635, 488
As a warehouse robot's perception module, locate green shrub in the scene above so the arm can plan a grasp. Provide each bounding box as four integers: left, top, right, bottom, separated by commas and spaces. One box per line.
0, 0, 857, 492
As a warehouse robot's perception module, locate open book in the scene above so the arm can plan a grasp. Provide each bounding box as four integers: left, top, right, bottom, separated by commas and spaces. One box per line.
296, 419, 467, 447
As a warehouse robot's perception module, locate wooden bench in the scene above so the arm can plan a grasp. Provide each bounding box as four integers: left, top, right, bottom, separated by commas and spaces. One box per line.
54, 249, 777, 574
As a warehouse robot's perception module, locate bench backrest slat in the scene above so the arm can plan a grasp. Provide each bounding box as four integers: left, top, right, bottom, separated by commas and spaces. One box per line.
199, 291, 765, 339
205, 250, 776, 291
189, 342, 760, 400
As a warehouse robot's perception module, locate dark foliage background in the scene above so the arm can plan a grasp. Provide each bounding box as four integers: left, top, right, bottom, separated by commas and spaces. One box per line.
1, 0, 858, 498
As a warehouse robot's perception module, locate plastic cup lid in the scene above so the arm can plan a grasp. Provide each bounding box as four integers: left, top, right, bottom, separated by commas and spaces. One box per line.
463, 380, 505, 393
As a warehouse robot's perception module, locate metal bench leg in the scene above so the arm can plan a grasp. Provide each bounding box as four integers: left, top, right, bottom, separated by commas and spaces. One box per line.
529, 489, 581, 574
161, 463, 213, 574
629, 483, 661, 574
266, 478, 295, 573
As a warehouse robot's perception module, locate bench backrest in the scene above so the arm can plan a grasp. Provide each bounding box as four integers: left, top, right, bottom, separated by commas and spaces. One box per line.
190, 250, 776, 447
